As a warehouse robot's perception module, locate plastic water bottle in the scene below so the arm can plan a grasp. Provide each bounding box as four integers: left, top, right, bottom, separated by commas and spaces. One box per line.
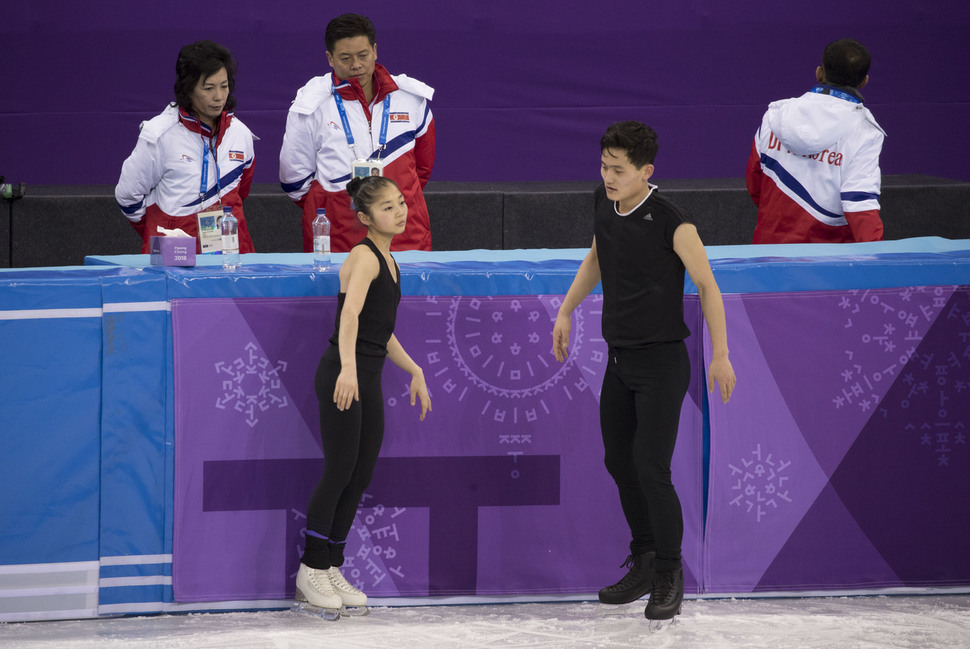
221, 206, 240, 270
312, 208, 331, 271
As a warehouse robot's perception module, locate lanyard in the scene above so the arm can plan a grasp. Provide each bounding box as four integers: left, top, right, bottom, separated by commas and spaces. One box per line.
810, 84, 863, 104
199, 134, 223, 205
333, 90, 391, 159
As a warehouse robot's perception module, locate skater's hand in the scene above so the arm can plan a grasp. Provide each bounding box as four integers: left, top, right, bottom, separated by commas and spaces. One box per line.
333, 368, 359, 411
708, 356, 736, 404
552, 313, 571, 362
410, 369, 431, 421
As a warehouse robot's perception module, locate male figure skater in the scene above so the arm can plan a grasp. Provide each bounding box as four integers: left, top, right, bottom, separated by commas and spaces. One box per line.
553, 121, 736, 621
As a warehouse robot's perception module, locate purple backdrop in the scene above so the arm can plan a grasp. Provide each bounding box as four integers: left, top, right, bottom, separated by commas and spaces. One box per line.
2, 1, 969, 185
705, 286, 970, 592
171, 295, 706, 601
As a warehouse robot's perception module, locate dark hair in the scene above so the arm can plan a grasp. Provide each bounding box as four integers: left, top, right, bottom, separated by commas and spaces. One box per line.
600, 121, 658, 168
822, 39, 871, 88
325, 14, 377, 53
346, 176, 399, 219
173, 40, 238, 114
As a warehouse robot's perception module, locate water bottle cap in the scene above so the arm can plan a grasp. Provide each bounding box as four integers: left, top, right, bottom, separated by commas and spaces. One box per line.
223, 206, 233, 213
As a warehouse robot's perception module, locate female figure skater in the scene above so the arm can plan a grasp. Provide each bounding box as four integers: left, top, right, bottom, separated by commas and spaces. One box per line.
296, 175, 431, 617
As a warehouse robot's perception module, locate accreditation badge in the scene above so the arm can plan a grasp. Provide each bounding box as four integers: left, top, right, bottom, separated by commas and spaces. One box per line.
196, 208, 224, 254
352, 158, 384, 179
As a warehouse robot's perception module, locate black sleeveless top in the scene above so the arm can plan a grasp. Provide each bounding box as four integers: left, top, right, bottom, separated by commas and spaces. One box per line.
593, 183, 692, 347
328, 237, 402, 370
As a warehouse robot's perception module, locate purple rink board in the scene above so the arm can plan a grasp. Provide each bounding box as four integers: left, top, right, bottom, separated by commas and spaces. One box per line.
172, 295, 706, 602
705, 286, 970, 592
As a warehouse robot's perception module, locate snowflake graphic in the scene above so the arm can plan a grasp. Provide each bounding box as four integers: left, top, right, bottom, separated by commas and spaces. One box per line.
728, 444, 792, 523
214, 341, 289, 427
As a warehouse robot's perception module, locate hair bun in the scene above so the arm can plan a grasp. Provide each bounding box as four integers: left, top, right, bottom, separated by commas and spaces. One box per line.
346, 176, 365, 200
345, 175, 399, 218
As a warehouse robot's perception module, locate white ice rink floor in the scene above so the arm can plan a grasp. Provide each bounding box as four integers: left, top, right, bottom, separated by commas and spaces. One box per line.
2, 594, 969, 649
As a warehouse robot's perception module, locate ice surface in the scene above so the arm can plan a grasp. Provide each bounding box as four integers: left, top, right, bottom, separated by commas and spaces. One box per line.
1, 595, 968, 649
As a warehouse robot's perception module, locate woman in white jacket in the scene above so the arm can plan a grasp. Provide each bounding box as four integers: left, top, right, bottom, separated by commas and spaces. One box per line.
116, 40, 256, 253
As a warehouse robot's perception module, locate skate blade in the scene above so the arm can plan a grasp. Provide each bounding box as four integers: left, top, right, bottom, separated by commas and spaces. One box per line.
291, 600, 340, 621
598, 595, 650, 607
340, 605, 370, 617
647, 614, 680, 631
596, 602, 639, 618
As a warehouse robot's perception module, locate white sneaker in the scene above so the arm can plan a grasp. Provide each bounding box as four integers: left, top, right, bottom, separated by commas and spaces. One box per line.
328, 566, 368, 608
295, 563, 342, 610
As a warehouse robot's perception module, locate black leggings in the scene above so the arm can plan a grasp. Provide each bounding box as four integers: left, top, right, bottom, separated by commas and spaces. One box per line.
302, 345, 385, 569
599, 341, 690, 571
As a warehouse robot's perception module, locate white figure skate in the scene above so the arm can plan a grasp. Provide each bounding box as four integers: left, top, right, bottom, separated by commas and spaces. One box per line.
328, 566, 369, 617
293, 563, 341, 621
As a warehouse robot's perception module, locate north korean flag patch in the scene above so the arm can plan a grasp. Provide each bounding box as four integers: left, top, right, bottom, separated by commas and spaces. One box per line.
229, 150, 245, 161
389, 112, 410, 122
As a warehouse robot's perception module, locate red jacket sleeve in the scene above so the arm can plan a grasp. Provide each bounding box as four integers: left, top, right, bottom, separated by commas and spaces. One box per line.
845, 209, 883, 242
237, 159, 254, 201
414, 117, 436, 188
745, 139, 763, 207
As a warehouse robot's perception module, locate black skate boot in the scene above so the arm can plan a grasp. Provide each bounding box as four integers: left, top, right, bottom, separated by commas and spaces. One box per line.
598, 551, 655, 604
644, 566, 683, 621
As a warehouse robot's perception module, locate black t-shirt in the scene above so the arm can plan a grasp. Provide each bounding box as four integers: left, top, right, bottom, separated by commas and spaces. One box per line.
329, 237, 402, 370
593, 183, 692, 347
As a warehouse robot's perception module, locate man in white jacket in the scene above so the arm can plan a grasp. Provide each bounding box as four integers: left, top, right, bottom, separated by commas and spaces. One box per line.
279, 13, 435, 253
746, 39, 886, 244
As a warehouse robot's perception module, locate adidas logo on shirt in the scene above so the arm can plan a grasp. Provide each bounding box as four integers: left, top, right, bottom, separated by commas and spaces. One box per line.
643, 213, 654, 221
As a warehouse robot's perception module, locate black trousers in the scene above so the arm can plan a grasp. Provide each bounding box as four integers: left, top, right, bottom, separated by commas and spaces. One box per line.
302, 345, 385, 569
599, 341, 690, 571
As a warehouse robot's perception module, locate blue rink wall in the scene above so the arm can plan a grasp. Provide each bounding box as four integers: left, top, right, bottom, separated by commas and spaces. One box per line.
0, 269, 118, 620
2, 240, 970, 621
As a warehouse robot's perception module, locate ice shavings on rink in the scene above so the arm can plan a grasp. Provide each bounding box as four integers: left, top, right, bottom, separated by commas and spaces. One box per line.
2, 595, 970, 649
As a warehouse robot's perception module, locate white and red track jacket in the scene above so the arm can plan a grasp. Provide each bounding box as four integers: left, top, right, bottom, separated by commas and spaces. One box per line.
116, 105, 256, 253
746, 85, 886, 244
279, 64, 435, 253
